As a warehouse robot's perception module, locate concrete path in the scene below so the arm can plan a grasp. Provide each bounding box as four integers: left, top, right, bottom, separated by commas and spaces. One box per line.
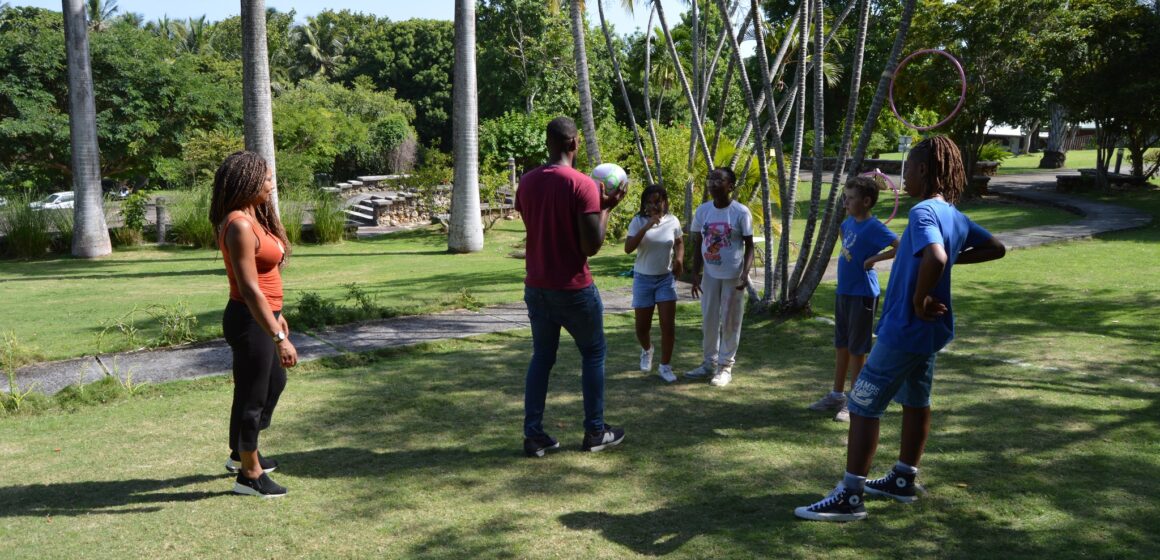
7, 173, 1151, 396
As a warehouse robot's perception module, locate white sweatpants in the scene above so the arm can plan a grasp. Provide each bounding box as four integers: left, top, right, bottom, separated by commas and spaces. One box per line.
700, 275, 746, 368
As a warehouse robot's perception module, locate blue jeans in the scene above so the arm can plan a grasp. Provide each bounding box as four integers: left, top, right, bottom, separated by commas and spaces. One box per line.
524, 284, 607, 437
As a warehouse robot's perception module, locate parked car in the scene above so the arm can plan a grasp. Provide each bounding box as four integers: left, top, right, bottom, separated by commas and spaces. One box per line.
29, 191, 74, 210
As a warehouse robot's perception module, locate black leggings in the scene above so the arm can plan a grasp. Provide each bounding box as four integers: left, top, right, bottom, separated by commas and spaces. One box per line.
223, 299, 287, 452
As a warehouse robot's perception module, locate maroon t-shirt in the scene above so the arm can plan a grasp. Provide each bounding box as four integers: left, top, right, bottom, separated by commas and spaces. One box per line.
515, 163, 601, 290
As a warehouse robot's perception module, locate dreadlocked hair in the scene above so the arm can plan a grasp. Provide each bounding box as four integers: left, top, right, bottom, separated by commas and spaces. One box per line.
638, 183, 670, 217
209, 151, 291, 266
909, 135, 966, 204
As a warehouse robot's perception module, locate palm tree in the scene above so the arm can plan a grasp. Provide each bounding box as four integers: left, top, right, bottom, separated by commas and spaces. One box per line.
448, 0, 483, 253
786, 0, 919, 311
641, 6, 663, 183
174, 16, 215, 55
85, 0, 117, 32
569, 1, 602, 166
145, 16, 176, 41
241, 0, 279, 212
62, 0, 111, 258
793, 0, 872, 303
596, 0, 653, 185
293, 16, 345, 80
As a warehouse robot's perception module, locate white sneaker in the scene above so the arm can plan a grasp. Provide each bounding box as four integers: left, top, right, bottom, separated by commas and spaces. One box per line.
710, 367, 733, 387
639, 346, 654, 372
833, 405, 850, 422
657, 364, 677, 383
685, 362, 714, 379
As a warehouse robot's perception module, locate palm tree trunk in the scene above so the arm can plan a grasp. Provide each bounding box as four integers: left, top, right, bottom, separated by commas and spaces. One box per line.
789, 0, 918, 311
449, 0, 484, 253
640, 6, 668, 184
597, 0, 653, 185
241, 0, 279, 213
716, 0, 777, 305
786, 0, 827, 295
63, 0, 111, 258
797, 0, 871, 303
653, 2, 714, 168
729, 4, 800, 172
772, 1, 810, 304
654, 2, 712, 233
642, 7, 663, 185
569, 0, 601, 166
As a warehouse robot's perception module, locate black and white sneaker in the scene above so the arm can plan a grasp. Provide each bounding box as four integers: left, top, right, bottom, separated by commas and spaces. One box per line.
232, 472, 287, 498
794, 485, 868, 522
523, 433, 561, 458
581, 425, 625, 452
865, 468, 923, 503
225, 451, 279, 474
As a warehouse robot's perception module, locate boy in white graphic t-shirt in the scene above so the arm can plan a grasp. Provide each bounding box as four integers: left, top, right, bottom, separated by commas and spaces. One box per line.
687, 167, 754, 387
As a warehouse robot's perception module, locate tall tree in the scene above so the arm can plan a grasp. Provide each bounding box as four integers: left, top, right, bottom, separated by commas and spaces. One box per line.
84, 0, 116, 32
241, 0, 278, 211
293, 14, 345, 80
567, 0, 602, 165
449, 0, 484, 253
62, 0, 111, 258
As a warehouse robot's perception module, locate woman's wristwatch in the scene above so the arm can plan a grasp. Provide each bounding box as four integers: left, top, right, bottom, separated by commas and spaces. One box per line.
272, 331, 287, 343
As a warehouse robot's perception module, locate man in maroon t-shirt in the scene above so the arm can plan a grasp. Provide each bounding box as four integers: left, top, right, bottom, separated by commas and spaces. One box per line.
515, 117, 628, 457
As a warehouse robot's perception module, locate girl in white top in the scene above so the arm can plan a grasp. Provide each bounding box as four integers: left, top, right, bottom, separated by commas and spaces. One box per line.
624, 184, 685, 382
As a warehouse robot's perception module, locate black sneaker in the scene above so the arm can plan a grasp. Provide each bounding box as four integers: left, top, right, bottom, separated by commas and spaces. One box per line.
794, 485, 868, 522
225, 451, 279, 473
232, 472, 287, 498
865, 467, 923, 503
523, 433, 561, 458
581, 425, 625, 452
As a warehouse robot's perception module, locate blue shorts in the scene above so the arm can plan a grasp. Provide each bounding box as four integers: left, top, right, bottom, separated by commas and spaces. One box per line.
847, 342, 937, 418
631, 272, 677, 308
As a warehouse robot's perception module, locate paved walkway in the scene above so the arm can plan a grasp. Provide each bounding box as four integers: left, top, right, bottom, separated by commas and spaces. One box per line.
7, 173, 1151, 396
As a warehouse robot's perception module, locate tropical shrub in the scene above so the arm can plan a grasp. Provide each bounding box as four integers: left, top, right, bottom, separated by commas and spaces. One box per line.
0, 193, 51, 259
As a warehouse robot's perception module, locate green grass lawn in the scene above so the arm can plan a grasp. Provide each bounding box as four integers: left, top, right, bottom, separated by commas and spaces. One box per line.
1, 194, 1157, 556
0, 193, 1077, 363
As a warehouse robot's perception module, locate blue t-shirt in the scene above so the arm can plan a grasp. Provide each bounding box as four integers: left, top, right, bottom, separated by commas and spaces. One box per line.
876, 199, 993, 355
837, 216, 897, 297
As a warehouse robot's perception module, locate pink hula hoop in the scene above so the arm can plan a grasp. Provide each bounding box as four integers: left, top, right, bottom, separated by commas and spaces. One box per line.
888, 49, 967, 132
860, 169, 900, 225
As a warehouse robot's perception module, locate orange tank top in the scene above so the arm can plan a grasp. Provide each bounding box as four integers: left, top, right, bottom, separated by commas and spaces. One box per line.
219, 213, 286, 311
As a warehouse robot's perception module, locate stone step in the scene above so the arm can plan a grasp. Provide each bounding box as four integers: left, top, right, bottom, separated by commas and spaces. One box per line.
344, 209, 375, 225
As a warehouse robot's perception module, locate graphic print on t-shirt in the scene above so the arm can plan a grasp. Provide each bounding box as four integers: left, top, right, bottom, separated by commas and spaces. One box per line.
841, 232, 857, 263
702, 222, 733, 267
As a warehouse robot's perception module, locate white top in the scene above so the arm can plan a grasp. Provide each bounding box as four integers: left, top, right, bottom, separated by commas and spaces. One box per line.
691, 201, 754, 279
628, 214, 683, 275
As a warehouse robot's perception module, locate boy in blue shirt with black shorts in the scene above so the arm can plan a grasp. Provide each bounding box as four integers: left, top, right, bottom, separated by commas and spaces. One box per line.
809, 176, 898, 422
795, 136, 1006, 522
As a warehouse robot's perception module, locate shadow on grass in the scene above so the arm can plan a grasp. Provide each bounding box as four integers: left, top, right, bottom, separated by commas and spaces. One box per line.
0, 474, 223, 517
269, 306, 1159, 557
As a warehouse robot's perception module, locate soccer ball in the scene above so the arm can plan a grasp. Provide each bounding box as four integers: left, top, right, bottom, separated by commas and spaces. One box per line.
591, 163, 628, 194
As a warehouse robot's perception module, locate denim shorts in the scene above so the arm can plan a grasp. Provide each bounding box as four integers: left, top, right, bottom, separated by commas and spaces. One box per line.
847, 342, 937, 418
834, 294, 878, 356
631, 272, 677, 308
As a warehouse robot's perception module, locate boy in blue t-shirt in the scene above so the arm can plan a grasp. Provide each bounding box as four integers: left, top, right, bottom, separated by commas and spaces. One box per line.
795, 136, 1007, 522
808, 176, 898, 422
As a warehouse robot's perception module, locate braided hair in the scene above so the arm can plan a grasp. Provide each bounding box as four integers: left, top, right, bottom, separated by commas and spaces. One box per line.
209, 151, 291, 264
908, 136, 966, 204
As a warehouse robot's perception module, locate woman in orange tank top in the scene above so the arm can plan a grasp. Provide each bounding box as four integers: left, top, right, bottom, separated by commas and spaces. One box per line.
209, 151, 296, 498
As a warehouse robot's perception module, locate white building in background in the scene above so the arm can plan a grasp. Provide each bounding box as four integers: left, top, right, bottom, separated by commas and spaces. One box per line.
984, 121, 1097, 154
